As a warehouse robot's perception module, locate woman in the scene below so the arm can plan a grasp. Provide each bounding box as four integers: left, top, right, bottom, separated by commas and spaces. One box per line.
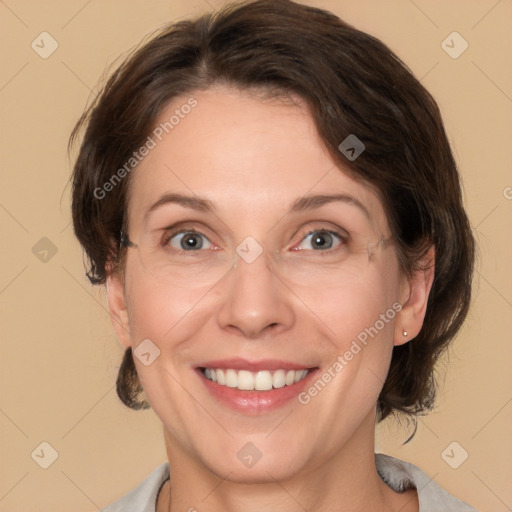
70, 0, 477, 510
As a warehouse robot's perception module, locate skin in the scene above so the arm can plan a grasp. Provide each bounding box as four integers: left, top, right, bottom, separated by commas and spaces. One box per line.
106, 84, 434, 512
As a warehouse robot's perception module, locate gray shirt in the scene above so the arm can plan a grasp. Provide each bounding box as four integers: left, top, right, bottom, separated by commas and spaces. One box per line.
103, 453, 478, 511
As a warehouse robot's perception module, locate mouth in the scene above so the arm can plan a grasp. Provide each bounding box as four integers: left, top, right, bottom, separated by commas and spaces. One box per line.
195, 359, 318, 414
200, 367, 311, 391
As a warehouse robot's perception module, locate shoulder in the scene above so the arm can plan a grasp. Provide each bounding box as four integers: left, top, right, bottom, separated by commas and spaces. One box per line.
102, 462, 170, 512
376, 453, 479, 512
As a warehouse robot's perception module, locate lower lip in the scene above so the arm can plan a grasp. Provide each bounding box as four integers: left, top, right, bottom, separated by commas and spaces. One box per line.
196, 368, 318, 414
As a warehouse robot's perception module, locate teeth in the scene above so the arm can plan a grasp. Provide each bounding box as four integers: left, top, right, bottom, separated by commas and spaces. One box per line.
237, 370, 254, 390
272, 369, 286, 389
254, 371, 273, 390
202, 368, 310, 391
225, 369, 238, 388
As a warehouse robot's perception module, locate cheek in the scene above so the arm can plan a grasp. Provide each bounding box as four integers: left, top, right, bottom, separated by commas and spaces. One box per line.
123, 269, 218, 418
125, 277, 216, 341
303, 260, 401, 393
294, 260, 400, 342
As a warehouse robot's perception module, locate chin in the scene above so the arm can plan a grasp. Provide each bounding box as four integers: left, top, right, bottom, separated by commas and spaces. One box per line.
203, 450, 309, 484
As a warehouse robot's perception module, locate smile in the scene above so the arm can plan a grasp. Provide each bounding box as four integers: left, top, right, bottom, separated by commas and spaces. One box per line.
196, 358, 318, 414
201, 368, 310, 391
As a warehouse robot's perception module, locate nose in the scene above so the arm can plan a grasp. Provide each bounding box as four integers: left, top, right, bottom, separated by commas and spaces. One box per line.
216, 249, 295, 339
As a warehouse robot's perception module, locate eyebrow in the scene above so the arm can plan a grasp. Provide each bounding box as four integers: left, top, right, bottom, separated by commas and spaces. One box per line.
146, 193, 215, 218
290, 194, 371, 219
145, 192, 371, 220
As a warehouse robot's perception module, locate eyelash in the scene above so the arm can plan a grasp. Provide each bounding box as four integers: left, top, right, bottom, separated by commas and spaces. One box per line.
160, 225, 349, 255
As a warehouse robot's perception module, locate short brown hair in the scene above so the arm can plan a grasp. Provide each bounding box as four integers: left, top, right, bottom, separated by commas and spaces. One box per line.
70, 0, 475, 420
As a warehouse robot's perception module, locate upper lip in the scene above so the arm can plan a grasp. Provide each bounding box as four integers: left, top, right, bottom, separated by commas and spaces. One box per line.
196, 358, 315, 372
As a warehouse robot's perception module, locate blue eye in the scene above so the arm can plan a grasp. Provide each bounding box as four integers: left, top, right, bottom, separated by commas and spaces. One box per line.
167, 231, 212, 251
297, 230, 343, 251
161, 227, 345, 253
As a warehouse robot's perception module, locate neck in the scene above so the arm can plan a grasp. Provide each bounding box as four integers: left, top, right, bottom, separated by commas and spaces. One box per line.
158, 412, 418, 512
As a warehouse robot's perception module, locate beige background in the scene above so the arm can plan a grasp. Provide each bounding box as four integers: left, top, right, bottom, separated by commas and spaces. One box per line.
1, 0, 511, 510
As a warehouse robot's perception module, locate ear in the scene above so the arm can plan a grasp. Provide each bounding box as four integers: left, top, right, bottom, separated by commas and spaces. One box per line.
105, 269, 132, 348
394, 246, 435, 346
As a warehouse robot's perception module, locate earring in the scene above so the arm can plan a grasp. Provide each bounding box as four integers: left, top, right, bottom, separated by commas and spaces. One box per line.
402, 330, 408, 337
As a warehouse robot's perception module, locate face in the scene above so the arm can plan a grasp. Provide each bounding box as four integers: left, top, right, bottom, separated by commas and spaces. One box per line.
108, 85, 424, 483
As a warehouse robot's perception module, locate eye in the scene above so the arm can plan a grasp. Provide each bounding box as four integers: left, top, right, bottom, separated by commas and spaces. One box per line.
166, 230, 213, 251
296, 229, 344, 251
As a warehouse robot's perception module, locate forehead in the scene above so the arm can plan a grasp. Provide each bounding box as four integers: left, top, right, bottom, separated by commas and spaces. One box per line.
127, 85, 388, 233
